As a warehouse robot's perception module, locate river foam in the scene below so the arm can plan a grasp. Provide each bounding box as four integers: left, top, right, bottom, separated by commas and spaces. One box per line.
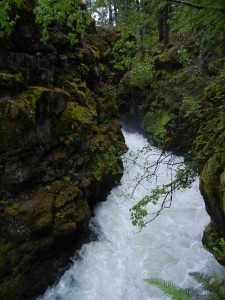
38, 129, 224, 300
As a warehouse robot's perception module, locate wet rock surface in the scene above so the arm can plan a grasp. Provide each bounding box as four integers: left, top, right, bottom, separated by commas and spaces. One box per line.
0, 9, 126, 300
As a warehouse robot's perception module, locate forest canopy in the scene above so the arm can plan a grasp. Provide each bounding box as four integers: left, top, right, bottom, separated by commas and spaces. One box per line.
0, 0, 225, 46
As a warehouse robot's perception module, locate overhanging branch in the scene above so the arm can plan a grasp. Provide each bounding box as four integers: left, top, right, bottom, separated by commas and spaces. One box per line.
167, 0, 225, 11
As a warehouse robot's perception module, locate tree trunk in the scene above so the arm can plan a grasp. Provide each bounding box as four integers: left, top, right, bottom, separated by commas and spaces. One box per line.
199, 31, 205, 72
109, 5, 113, 26
136, 0, 140, 11
158, 8, 164, 42
158, 5, 170, 47
113, 3, 118, 25
163, 4, 169, 47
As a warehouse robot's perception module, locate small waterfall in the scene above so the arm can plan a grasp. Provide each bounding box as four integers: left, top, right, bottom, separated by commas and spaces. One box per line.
38, 128, 224, 300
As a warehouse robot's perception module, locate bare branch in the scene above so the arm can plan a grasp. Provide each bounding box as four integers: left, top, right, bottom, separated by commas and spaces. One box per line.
167, 0, 225, 11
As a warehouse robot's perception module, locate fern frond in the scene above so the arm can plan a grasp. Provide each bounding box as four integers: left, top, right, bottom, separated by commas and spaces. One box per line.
189, 272, 225, 300
187, 288, 208, 300
146, 277, 190, 300
189, 272, 213, 289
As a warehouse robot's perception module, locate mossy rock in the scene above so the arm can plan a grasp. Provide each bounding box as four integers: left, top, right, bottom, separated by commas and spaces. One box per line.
89, 121, 126, 182
13, 87, 69, 122
0, 72, 25, 90
95, 83, 118, 121
200, 153, 225, 224
60, 102, 97, 126
0, 178, 93, 297
203, 222, 225, 267
0, 236, 54, 299
12, 87, 50, 122
72, 104, 96, 124
194, 111, 225, 165
74, 48, 84, 61
0, 273, 27, 300
87, 32, 110, 57
83, 45, 100, 64
0, 87, 48, 151
95, 96, 118, 121
58, 132, 81, 146
53, 184, 91, 237
142, 109, 172, 144
0, 177, 92, 242
51, 151, 68, 161
0, 188, 55, 241
54, 185, 82, 209
63, 81, 92, 106
204, 79, 225, 105
79, 64, 90, 78
0, 86, 72, 151
50, 32, 70, 49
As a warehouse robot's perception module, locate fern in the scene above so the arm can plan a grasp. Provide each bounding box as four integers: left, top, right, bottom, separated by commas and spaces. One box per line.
146, 278, 190, 300
146, 273, 225, 300
186, 289, 208, 300
188, 272, 225, 300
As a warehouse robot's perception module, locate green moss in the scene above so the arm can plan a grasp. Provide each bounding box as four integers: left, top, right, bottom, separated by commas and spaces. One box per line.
61, 102, 97, 125
0, 72, 25, 90
52, 184, 90, 237
1, 188, 55, 239
63, 81, 91, 106
54, 185, 81, 209
89, 122, 126, 182
80, 64, 90, 77
143, 110, 170, 133
200, 153, 225, 217
0, 274, 27, 300
204, 78, 225, 104
73, 105, 96, 124
0, 236, 55, 298
142, 109, 171, 143
50, 31, 70, 47
94, 84, 118, 120
201, 154, 223, 201
15, 87, 49, 121
75, 48, 84, 61
221, 171, 225, 213
203, 222, 225, 267
73, 199, 91, 222
0, 87, 70, 151
194, 112, 225, 163
87, 45, 100, 62
58, 132, 80, 146
93, 148, 123, 181
51, 151, 68, 161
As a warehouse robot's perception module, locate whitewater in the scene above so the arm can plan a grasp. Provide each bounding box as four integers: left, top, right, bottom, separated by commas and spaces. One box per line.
38, 127, 224, 300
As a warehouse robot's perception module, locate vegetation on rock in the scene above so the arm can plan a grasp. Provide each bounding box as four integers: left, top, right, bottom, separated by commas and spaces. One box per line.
0, 2, 126, 299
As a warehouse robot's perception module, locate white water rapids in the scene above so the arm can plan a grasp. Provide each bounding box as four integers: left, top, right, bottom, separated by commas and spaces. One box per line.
39, 128, 224, 300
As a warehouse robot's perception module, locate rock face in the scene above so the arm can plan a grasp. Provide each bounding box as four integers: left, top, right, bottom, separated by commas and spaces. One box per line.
118, 37, 225, 267
0, 9, 126, 300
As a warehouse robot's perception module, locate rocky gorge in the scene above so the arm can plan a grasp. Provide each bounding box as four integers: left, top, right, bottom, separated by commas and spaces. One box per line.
0, 5, 127, 299
0, 2, 225, 299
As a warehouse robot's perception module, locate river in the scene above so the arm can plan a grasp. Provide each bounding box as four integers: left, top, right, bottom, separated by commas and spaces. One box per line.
38, 126, 224, 300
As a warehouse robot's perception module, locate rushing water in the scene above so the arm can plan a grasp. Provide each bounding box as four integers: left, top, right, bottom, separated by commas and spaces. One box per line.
39, 128, 224, 300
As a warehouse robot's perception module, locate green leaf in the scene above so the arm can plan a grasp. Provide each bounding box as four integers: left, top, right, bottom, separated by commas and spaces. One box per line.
146, 278, 190, 300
